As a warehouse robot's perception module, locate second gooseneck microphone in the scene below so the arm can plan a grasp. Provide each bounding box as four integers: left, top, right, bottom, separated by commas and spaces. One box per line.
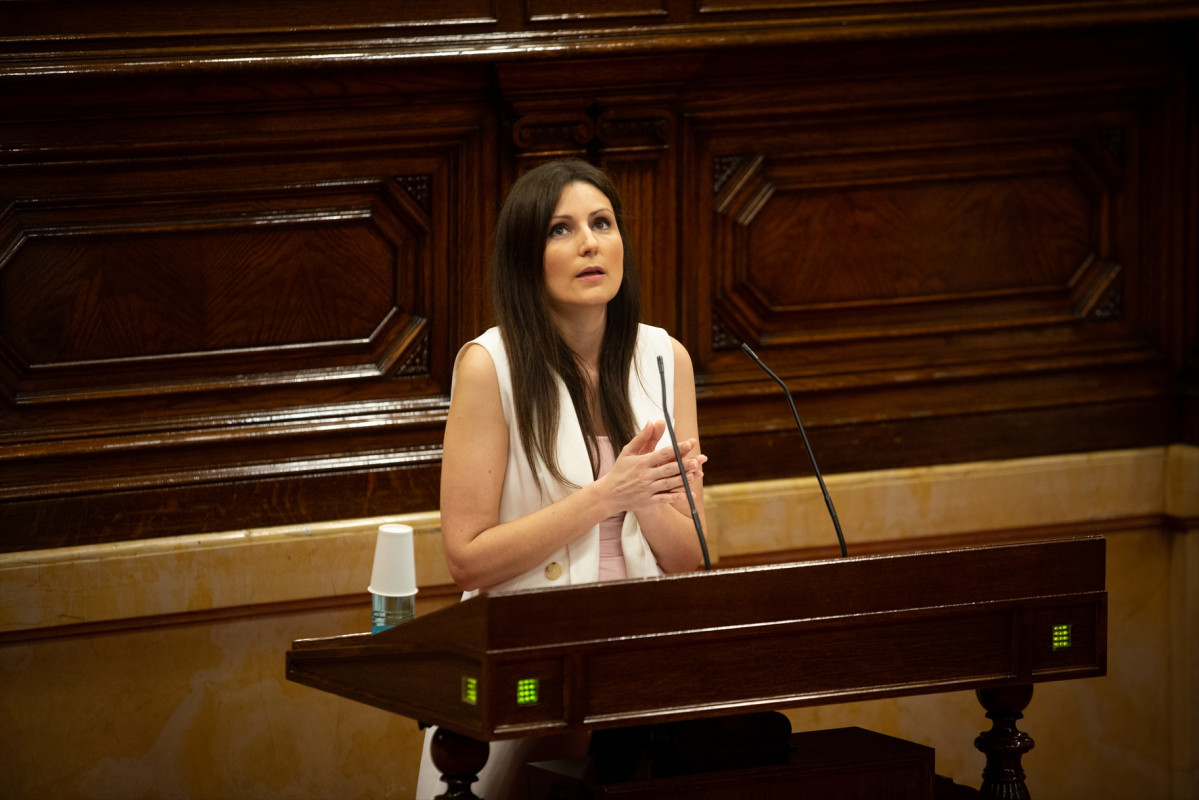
740, 343, 848, 558
657, 355, 711, 570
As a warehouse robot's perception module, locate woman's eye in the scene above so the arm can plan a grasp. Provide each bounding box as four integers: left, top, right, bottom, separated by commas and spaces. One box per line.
593, 217, 612, 231
549, 223, 569, 237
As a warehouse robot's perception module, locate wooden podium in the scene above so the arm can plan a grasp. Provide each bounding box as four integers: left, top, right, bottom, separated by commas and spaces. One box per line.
286, 537, 1106, 799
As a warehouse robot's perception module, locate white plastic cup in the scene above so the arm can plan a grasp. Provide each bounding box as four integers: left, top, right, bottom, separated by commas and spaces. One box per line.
369, 523, 418, 633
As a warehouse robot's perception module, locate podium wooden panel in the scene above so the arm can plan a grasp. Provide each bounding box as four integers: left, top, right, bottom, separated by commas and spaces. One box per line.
287, 537, 1106, 798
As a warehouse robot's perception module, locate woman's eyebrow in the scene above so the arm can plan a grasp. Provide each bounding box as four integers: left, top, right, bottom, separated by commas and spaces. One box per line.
550, 207, 612, 221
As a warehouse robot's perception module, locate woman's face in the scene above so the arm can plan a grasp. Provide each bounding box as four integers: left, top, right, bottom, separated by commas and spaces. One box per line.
542, 181, 624, 320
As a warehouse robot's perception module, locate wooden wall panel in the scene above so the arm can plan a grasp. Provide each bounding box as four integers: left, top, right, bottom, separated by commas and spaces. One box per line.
0, 66, 498, 549
0, 5, 1194, 550
711, 153, 1110, 340
3, 182, 424, 383
678, 33, 1194, 483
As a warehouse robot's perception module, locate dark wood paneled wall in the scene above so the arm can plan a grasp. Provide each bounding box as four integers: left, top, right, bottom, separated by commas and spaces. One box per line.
2, 2, 1196, 551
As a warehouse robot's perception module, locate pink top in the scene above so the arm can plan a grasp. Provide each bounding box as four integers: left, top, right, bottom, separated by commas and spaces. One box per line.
593, 437, 628, 581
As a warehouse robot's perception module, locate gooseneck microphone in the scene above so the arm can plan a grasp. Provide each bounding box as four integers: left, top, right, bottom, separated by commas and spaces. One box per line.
657, 355, 711, 570
740, 343, 848, 558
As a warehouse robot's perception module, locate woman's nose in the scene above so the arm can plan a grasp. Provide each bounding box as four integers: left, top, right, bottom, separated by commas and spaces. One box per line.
578, 226, 597, 254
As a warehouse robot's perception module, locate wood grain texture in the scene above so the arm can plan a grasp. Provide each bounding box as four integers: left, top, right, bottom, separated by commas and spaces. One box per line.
0, 10, 1195, 550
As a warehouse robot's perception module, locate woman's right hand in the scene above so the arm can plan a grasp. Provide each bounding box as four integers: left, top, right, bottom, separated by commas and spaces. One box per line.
599, 421, 703, 515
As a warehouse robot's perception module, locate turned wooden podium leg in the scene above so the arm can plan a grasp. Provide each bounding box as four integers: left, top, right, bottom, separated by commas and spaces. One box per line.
975, 684, 1035, 800
430, 727, 490, 799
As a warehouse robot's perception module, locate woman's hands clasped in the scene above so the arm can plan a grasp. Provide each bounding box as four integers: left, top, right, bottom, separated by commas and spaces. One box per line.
597, 420, 707, 517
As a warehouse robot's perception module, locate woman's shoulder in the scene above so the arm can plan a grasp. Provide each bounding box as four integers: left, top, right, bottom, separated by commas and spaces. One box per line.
636, 323, 671, 349
635, 324, 688, 362
453, 328, 506, 395
457, 327, 505, 368
468, 326, 504, 352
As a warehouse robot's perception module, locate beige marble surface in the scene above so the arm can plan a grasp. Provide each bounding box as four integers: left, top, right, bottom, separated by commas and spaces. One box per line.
705, 446, 1183, 557
0, 512, 452, 634
1, 445, 1195, 799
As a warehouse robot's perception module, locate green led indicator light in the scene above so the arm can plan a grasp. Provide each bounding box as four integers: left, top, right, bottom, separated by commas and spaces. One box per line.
462, 676, 478, 705
516, 678, 540, 706
1052, 624, 1072, 650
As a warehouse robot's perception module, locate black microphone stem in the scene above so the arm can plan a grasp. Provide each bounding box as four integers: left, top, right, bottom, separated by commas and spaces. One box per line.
741, 343, 848, 558
657, 355, 711, 570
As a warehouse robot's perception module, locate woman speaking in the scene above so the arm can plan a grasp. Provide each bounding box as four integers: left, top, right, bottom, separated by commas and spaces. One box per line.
417, 159, 707, 799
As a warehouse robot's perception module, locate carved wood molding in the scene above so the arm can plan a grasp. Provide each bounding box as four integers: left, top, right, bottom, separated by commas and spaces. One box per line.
2, 1, 1195, 76
595, 109, 673, 150
0, 177, 434, 404
509, 106, 674, 158
702, 115, 1136, 366
511, 113, 596, 155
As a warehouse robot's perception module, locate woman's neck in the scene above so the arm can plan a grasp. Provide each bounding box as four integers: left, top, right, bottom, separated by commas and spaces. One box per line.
551, 306, 606, 369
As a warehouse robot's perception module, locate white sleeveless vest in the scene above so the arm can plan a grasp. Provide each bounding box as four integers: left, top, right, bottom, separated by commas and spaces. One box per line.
462, 323, 672, 593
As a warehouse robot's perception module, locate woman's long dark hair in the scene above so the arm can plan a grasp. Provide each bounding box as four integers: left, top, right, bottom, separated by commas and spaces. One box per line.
492, 160, 642, 492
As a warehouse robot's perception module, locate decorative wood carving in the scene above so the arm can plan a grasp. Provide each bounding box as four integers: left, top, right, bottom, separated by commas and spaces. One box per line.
511, 113, 596, 156
595, 109, 673, 150
0, 178, 431, 400
975, 685, 1036, 800
711, 313, 741, 352
397, 175, 434, 215
430, 727, 491, 800
707, 129, 1124, 348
